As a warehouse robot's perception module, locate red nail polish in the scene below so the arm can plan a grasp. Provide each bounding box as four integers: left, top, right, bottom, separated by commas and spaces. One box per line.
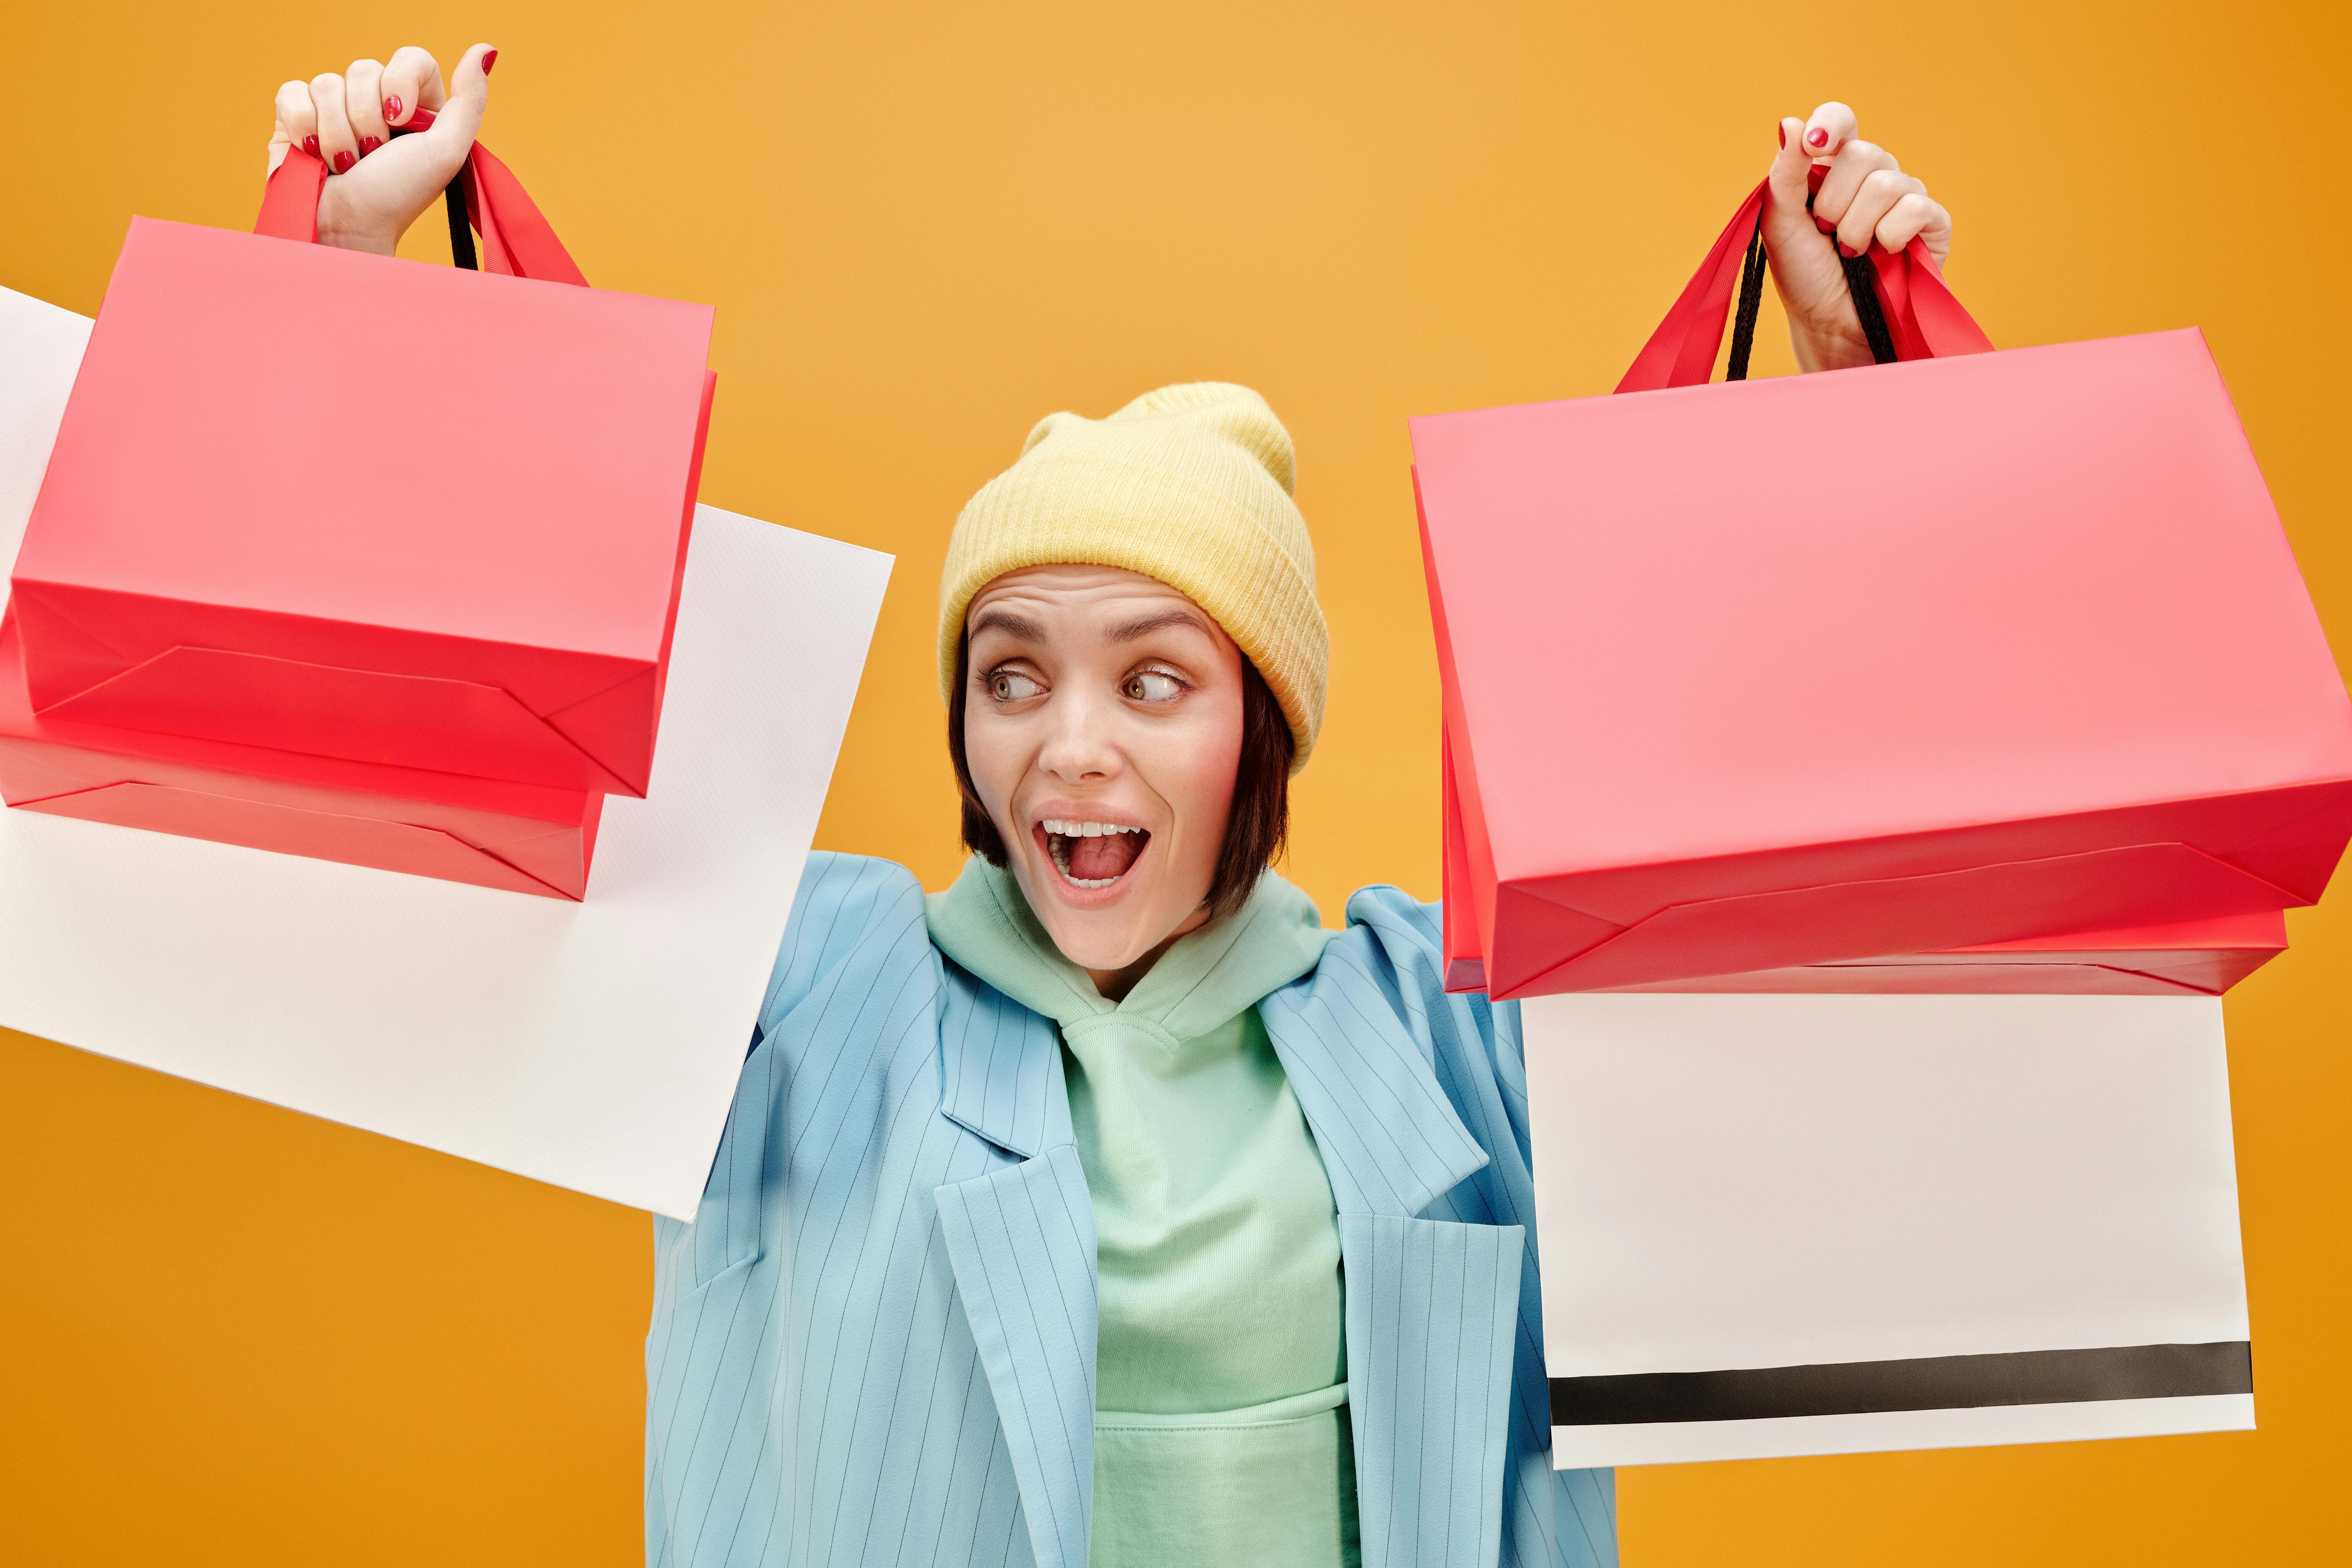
332, 149, 356, 174
383, 95, 402, 123
303, 134, 320, 159
1814, 215, 1836, 235
482, 47, 497, 75
1777, 123, 1786, 149
1806, 127, 1829, 149
1837, 240, 1862, 258
359, 135, 382, 156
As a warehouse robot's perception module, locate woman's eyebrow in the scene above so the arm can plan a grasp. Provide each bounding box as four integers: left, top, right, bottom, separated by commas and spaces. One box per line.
968, 609, 1047, 641
1107, 608, 1213, 642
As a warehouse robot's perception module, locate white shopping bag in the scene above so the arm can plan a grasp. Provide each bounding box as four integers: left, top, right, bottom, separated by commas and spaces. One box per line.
0, 283, 891, 1219
1522, 993, 2254, 1467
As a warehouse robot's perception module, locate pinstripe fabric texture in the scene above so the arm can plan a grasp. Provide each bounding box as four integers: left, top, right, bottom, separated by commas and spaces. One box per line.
1265, 890, 1618, 1568
1341, 1216, 1522, 1568
646, 854, 1617, 1568
934, 1147, 1100, 1568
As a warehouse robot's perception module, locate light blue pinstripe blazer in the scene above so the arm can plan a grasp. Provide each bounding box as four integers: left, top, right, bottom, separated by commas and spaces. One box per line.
646, 853, 1618, 1568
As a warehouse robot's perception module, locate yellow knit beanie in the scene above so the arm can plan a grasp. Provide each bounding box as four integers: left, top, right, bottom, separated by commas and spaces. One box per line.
937, 382, 1328, 769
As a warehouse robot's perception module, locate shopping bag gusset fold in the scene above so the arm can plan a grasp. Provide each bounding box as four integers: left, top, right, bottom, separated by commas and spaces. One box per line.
1440, 720, 2287, 995
1415, 176, 2352, 997
9, 142, 717, 800
0, 608, 600, 898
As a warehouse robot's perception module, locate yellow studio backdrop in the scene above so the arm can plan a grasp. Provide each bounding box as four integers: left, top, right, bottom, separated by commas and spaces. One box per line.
1, 1, 2344, 1561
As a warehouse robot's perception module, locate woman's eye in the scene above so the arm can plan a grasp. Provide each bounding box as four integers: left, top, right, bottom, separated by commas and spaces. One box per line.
989, 671, 1043, 701
1123, 671, 1182, 702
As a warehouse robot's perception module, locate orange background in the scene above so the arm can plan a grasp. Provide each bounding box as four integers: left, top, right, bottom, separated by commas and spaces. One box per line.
2, 1, 2346, 1562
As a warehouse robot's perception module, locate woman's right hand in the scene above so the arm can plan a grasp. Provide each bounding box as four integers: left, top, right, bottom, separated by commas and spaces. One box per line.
266, 43, 496, 256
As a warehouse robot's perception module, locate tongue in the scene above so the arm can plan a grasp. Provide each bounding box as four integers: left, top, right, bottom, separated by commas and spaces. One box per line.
1068, 831, 1144, 880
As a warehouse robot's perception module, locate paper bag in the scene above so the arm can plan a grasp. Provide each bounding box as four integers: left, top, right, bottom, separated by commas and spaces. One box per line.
12, 146, 715, 797
0, 279, 890, 1218
1415, 179, 2352, 998
1522, 993, 2253, 1466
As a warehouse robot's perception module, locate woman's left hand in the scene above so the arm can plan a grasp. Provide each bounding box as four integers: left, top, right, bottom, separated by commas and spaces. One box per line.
1763, 102, 1953, 372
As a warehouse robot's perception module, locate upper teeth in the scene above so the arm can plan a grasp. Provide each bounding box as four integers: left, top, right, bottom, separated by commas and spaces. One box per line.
1042, 820, 1140, 837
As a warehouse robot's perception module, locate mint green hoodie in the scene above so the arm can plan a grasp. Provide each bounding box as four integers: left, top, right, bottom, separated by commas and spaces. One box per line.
926, 856, 1358, 1568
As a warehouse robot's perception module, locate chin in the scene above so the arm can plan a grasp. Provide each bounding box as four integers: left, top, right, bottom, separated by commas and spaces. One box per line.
1039, 914, 1156, 975
1013, 859, 1153, 970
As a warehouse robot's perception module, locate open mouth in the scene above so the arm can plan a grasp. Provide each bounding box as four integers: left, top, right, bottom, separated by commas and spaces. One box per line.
1039, 818, 1149, 890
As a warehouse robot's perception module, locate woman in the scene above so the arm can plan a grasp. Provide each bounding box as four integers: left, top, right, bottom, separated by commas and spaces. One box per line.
270, 43, 1955, 1568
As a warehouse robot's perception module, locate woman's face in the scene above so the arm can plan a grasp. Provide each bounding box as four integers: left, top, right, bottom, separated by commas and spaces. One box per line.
962, 564, 1245, 977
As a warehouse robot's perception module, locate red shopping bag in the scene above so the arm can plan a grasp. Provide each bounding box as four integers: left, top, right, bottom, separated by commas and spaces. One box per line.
0, 608, 599, 897
11, 143, 715, 797
1418, 179, 2352, 999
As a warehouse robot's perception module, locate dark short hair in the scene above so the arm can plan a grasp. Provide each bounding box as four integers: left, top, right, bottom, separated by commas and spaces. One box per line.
947, 631, 1293, 922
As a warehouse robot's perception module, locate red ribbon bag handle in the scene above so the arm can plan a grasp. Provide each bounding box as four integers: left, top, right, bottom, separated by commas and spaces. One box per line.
252, 111, 586, 289
1617, 167, 1992, 393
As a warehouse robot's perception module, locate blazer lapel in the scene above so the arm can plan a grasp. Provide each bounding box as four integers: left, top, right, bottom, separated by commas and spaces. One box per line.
1263, 941, 1523, 1568
934, 964, 1098, 1568
1259, 940, 1489, 1221
937, 1148, 1099, 1568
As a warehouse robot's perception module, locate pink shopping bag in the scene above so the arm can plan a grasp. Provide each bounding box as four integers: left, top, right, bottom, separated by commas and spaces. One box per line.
1417, 178, 2352, 999
11, 140, 714, 798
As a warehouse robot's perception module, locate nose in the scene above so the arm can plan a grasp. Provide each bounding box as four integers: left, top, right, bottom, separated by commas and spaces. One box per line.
1035, 683, 1122, 784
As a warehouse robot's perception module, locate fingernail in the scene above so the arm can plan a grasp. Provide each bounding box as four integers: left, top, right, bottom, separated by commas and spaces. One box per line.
1777, 123, 1787, 149
483, 47, 498, 75
383, 95, 403, 123
1814, 215, 1836, 234
303, 134, 320, 159
332, 149, 356, 174
1837, 240, 1862, 258
359, 135, 382, 156
1806, 127, 1829, 149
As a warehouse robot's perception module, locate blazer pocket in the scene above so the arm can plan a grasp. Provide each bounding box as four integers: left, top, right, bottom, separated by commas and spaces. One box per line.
678, 1246, 764, 1301
670, 1038, 783, 1290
